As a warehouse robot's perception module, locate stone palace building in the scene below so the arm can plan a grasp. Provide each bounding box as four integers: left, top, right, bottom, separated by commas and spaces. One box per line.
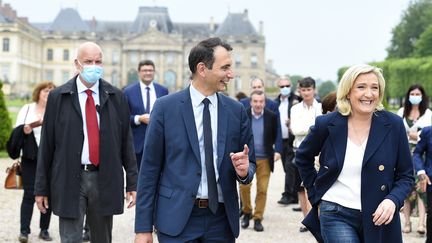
0, 1, 278, 96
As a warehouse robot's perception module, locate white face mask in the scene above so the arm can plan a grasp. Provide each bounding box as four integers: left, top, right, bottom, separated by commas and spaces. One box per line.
409, 95, 422, 105
280, 87, 291, 96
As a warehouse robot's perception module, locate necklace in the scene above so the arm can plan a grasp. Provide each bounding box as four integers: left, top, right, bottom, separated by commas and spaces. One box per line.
349, 119, 370, 147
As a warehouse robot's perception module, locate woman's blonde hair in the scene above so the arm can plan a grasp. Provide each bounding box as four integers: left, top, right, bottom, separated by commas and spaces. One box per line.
337, 64, 386, 116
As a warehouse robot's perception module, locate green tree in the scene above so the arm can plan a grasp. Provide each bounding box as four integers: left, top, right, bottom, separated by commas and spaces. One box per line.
289, 75, 303, 89
0, 81, 12, 150
318, 81, 336, 99
387, 0, 432, 59
414, 25, 432, 56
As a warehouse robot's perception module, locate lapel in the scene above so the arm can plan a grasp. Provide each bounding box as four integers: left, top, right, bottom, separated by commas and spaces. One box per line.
98, 80, 112, 111
134, 82, 145, 113
180, 87, 201, 165
362, 111, 391, 167
217, 93, 228, 169
327, 113, 348, 170
60, 77, 81, 118
154, 83, 162, 98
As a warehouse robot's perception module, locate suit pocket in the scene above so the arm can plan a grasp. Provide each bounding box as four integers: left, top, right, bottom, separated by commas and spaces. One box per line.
158, 185, 173, 199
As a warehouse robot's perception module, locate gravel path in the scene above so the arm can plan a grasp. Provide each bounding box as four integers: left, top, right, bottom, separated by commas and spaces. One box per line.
0, 158, 425, 242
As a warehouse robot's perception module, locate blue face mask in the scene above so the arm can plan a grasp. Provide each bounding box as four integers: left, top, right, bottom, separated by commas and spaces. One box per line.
78, 61, 103, 84
280, 87, 291, 96
409, 95, 422, 105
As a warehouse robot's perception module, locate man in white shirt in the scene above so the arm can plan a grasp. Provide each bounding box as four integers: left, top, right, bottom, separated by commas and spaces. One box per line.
124, 60, 169, 170
290, 77, 322, 232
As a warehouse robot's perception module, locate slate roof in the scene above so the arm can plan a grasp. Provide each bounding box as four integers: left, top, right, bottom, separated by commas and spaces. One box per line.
129, 6, 173, 34
49, 8, 89, 33
174, 23, 216, 36
215, 12, 259, 37
0, 12, 11, 23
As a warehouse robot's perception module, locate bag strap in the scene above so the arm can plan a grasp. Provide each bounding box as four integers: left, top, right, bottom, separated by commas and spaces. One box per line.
23, 104, 30, 124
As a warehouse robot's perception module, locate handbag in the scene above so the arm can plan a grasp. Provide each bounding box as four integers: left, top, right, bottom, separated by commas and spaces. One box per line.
4, 161, 23, 189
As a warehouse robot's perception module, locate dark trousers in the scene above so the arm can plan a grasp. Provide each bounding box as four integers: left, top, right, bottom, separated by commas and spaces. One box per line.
20, 159, 52, 234
281, 139, 301, 201
59, 171, 113, 243
427, 190, 432, 243
157, 203, 234, 243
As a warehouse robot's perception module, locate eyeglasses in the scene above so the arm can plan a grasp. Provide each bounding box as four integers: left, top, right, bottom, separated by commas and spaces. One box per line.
279, 85, 291, 88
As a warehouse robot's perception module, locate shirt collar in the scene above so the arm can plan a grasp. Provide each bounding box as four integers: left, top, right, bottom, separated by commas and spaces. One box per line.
189, 84, 218, 108
76, 76, 99, 95
251, 108, 264, 118
301, 99, 319, 109
139, 81, 155, 91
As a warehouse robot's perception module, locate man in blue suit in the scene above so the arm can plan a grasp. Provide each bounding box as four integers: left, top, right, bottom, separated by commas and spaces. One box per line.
123, 60, 168, 170
134, 37, 256, 243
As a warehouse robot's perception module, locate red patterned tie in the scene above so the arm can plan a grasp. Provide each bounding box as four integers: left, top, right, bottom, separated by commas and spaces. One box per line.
85, 89, 99, 166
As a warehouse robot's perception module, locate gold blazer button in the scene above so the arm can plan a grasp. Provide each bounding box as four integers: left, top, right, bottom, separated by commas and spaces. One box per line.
378, 165, 385, 171
380, 185, 386, 191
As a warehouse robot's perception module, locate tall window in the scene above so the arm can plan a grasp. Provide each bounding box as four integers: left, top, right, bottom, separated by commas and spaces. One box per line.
251, 53, 258, 68
2, 38, 10, 52
47, 49, 53, 61
112, 51, 119, 65
44, 70, 54, 81
63, 49, 69, 61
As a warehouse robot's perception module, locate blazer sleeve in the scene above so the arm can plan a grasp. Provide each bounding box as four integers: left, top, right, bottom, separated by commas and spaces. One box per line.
135, 98, 165, 233
295, 116, 327, 203
413, 126, 431, 174
238, 104, 256, 184
384, 117, 415, 210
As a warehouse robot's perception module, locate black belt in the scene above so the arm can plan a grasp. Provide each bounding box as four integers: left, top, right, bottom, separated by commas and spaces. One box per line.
194, 199, 209, 208
81, 164, 99, 171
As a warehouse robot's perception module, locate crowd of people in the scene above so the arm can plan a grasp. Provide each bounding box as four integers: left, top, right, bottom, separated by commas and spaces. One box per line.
5, 37, 432, 243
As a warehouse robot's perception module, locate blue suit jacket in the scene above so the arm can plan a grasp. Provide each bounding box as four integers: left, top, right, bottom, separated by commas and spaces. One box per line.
413, 126, 432, 186
135, 87, 256, 237
296, 111, 414, 243
123, 82, 168, 154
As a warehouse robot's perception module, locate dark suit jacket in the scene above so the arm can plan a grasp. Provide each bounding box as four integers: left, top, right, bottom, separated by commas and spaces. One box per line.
296, 111, 414, 243
35, 77, 137, 218
247, 108, 282, 172
135, 87, 256, 237
123, 82, 168, 154
413, 126, 432, 189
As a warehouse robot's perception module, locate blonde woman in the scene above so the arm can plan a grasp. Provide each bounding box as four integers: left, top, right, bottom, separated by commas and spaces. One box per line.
296, 64, 414, 242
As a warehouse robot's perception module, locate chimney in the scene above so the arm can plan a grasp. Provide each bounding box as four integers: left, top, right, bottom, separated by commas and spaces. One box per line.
209, 16, 215, 32
259, 21, 264, 35
243, 9, 248, 21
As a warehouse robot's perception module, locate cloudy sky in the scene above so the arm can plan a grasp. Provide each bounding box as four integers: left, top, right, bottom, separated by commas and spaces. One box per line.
8, 0, 409, 81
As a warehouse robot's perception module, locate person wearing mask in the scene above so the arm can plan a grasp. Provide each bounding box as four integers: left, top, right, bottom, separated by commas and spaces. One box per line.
34, 42, 137, 243
8, 82, 56, 242
296, 64, 414, 242
124, 60, 169, 171
397, 84, 431, 235
274, 77, 302, 205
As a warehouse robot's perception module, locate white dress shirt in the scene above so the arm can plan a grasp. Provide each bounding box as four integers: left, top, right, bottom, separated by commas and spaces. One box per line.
76, 77, 100, 165
278, 97, 289, 139
189, 84, 224, 202
134, 81, 157, 125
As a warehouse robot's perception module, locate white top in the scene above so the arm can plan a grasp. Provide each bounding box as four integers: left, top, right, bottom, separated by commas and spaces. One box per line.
15, 103, 43, 146
76, 77, 100, 165
397, 107, 432, 144
134, 81, 157, 125
290, 99, 322, 148
278, 97, 289, 139
322, 137, 365, 210
189, 84, 223, 202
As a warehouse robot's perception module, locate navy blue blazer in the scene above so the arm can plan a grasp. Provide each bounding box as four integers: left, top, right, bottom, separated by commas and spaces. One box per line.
123, 82, 168, 154
296, 111, 414, 243
135, 87, 256, 237
413, 126, 432, 189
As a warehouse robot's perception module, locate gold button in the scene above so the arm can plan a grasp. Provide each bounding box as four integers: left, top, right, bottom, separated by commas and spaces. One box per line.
378, 165, 385, 171
381, 185, 386, 191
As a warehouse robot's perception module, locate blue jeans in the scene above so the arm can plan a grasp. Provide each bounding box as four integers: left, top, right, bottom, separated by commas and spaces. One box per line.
319, 200, 363, 243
